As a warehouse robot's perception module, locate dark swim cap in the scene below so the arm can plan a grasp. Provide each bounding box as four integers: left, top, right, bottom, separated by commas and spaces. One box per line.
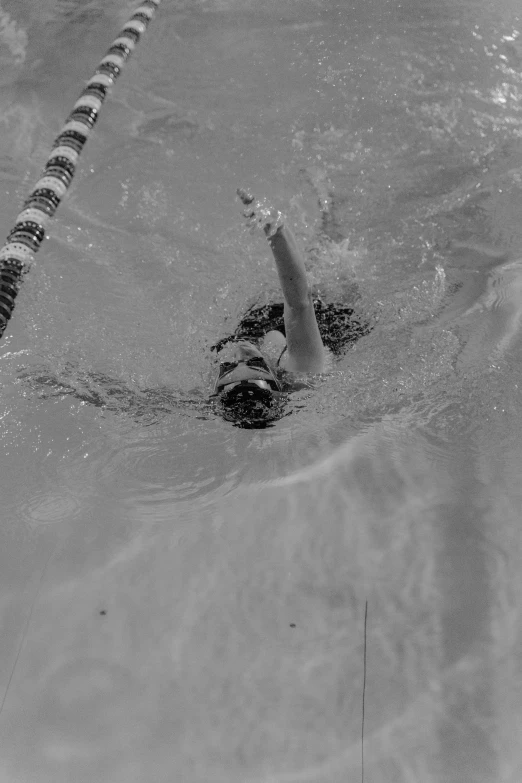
217, 380, 285, 428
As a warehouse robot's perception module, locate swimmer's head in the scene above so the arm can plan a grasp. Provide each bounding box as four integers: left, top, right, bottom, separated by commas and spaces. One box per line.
211, 341, 286, 428
217, 379, 286, 428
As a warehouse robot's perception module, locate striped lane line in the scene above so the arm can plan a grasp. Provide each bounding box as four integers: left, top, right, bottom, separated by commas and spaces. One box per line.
0, 0, 162, 336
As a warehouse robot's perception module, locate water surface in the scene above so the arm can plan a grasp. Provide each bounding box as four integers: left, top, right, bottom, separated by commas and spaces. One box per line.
1, 0, 522, 781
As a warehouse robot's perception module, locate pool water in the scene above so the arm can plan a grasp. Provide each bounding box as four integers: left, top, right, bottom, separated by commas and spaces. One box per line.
1, 0, 522, 781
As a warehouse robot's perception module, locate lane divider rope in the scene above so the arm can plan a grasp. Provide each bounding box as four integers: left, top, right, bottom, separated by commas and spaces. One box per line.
0, 0, 162, 340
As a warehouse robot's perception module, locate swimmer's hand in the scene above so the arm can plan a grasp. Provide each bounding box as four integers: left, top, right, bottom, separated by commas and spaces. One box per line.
237, 188, 285, 239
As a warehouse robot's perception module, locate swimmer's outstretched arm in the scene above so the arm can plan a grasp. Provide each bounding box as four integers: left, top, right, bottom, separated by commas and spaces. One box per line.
266, 224, 325, 373
238, 189, 325, 373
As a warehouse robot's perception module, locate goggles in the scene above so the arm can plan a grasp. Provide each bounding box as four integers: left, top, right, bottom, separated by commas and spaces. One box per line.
212, 355, 282, 397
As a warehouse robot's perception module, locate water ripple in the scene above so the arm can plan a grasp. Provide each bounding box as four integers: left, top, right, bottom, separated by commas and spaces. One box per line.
19, 490, 82, 529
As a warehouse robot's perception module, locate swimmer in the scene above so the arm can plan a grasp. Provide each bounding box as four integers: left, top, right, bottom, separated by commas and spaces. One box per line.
16, 189, 368, 424
211, 189, 326, 428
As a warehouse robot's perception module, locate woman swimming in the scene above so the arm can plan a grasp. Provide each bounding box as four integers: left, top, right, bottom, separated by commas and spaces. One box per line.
211, 189, 327, 428
18, 190, 368, 426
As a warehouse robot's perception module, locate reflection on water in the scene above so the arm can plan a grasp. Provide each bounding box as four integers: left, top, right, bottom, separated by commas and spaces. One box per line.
1, 0, 522, 781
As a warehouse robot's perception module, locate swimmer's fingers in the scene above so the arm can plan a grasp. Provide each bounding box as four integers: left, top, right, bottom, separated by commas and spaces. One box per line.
242, 209, 261, 234
237, 188, 264, 233
237, 188, 285, 237
237, 188, 254, 206
248, 211, 273, 236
